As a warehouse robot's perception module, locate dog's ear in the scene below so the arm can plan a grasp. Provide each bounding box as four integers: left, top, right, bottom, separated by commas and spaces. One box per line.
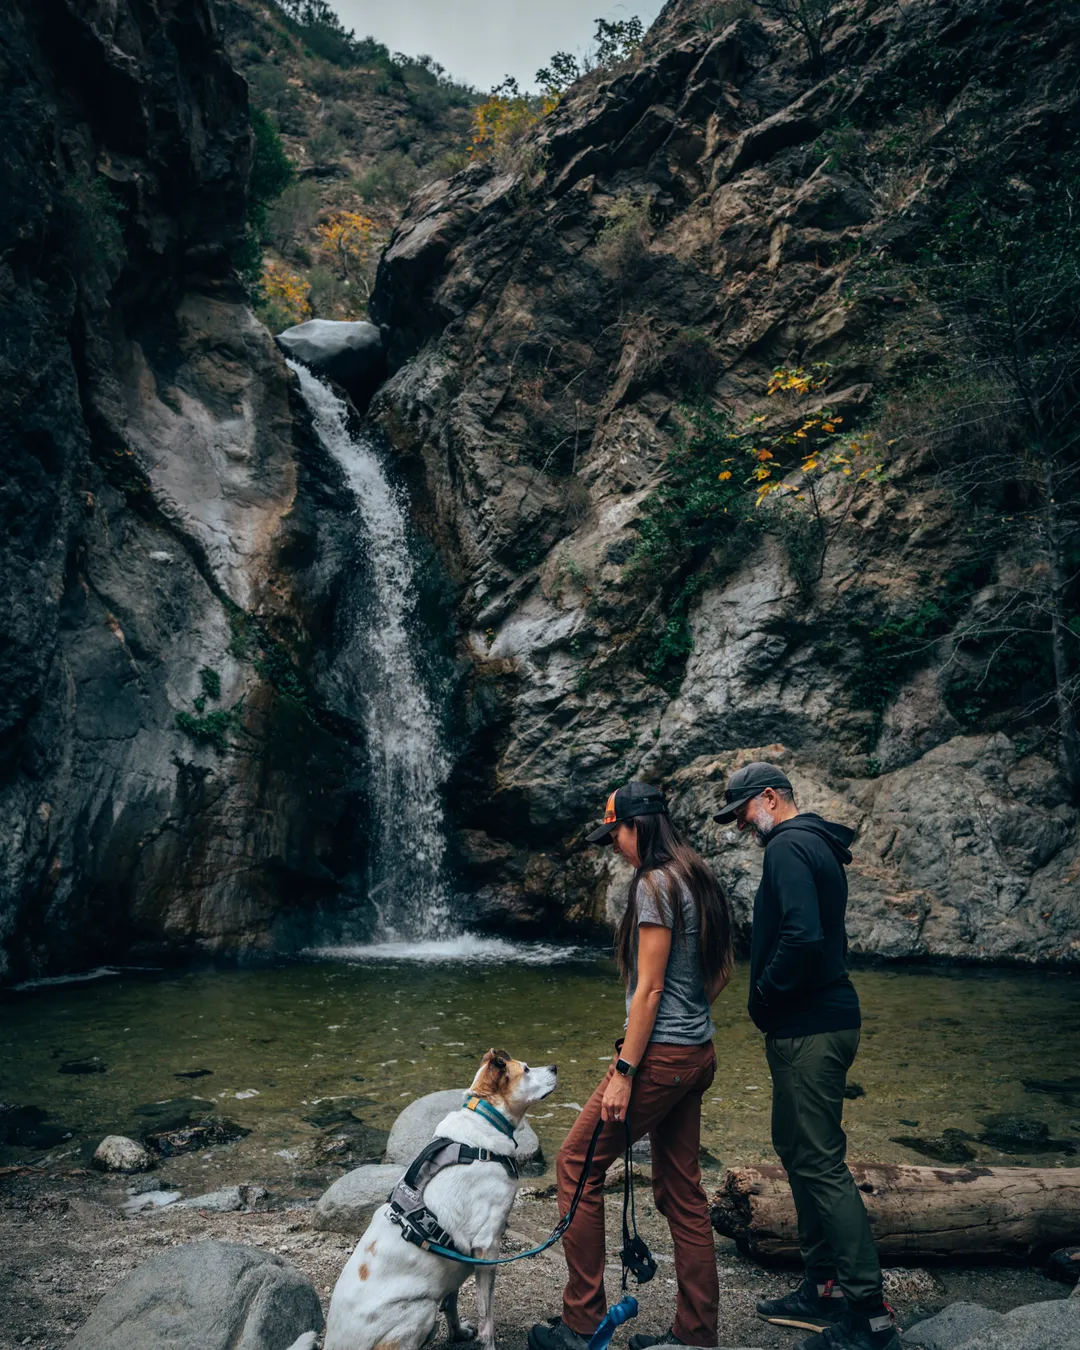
478, 1048, 512, 1094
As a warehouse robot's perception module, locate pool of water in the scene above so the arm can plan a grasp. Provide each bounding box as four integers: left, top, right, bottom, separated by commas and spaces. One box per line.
2, 947, 1078, 1173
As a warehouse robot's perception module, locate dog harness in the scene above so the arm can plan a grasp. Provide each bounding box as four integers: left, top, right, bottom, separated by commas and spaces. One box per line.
387, 1134, 519, 1255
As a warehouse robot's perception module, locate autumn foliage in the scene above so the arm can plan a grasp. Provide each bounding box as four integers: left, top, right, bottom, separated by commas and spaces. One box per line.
316, 210, 377, 290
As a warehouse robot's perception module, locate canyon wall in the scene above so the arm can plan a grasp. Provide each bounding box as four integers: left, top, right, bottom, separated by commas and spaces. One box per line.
0, 0, 384, 980
369, 0, 1080, 965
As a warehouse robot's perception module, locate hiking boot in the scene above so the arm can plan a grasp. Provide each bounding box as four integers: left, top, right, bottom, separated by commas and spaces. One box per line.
628, 1330, 683, 1350
528, 1317, 592, 1350
757, 1277, 846, 1331
794, 1305, 900, 1350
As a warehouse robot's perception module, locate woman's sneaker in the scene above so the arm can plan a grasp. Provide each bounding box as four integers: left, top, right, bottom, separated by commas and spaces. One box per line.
527, 1317, 592, 1350
627, 1331, 683, 1350
756, 1278, 847, 1330
794, 1305, 900, 1350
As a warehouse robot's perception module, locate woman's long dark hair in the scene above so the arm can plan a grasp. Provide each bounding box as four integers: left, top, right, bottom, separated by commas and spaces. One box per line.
615, 812, 733, 987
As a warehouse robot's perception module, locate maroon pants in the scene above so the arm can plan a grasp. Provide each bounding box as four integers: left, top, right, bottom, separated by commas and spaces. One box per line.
556, 1041, 719, 1345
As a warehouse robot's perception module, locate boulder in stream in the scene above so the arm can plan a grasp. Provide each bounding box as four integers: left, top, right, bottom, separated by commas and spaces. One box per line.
68, 1240, 323, 1350
92, 1135, 155, 1173
275, 318, 386, 410
384, 1088, 542, 1170
313, 1163, 402, 1233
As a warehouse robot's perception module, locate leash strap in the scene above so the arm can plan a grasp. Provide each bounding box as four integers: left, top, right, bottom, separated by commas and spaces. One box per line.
619, 1109, 656, 1288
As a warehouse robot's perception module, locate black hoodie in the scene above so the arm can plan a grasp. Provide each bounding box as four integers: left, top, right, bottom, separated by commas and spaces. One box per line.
747, 813, 861, 1037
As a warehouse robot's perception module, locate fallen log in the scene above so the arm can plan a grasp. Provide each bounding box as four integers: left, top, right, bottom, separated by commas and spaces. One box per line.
711, 1163, 1080, 1265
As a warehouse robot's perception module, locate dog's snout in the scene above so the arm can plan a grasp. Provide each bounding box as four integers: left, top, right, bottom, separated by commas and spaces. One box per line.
548, 1064, 557, 1075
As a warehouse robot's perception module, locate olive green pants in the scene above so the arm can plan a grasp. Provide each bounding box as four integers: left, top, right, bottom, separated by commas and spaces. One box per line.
766, 1028, 883, 1311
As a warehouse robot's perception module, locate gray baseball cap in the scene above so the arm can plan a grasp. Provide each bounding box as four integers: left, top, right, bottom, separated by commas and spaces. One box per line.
712, 762, 793, 823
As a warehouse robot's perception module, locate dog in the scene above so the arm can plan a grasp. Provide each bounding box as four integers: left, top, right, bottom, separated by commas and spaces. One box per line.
324, 1048, 558, 1350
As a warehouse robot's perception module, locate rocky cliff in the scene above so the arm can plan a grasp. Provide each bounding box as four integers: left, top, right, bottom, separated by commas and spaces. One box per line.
0, 0, 390, 980
370, 0, 1080, 965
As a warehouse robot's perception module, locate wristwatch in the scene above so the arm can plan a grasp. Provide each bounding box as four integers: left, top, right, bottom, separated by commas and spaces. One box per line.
614, 1058, 637, 1078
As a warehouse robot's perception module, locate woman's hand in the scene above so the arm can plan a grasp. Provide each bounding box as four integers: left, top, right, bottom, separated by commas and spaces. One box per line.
601, 1070, 632, 1123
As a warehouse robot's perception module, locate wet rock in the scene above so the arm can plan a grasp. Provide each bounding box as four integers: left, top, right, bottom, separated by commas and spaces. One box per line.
0, 1104, 73, 1149
276, 318, 387, 411
1024, 1076, 1080, 1105
902, 1297, 1080, 1349
312, 1163, 401, 1233
384, 1089, 541, 1169
59, 1058, 107, 1075
92, 1136, 155, 1173
130, 1098, 249, 1156
977, 1113, 1075, 1154
1045, 1247, 1080, 1286
174, 1184, 268, 1213
889, 1128, 976, 1164
68, 1240, 323, 1349
175, 1069, 214, 1079
145, 1119, 250, 1158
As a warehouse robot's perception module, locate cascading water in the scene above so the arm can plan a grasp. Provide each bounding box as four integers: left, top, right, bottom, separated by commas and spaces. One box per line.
288, 360, 451, 941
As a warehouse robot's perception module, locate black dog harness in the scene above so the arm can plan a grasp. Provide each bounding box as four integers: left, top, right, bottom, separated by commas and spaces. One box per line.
387, 1135, 519, 1255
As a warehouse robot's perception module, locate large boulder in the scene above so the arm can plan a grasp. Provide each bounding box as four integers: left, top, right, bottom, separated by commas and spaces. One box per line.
275, 319, 387, 410
902, 1297, 1080, 1349
384, 1089, 542, 1169
92, 1136, 154, 1173
313, 1163, 402, 1233
68, 1241, 323, 1350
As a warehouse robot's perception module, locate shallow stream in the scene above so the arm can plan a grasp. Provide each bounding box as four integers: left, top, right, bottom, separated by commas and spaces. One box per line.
3, 944, 1078, 1178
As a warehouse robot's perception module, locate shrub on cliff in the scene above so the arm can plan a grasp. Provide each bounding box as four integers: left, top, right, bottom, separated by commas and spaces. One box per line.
235, 107, 294, 287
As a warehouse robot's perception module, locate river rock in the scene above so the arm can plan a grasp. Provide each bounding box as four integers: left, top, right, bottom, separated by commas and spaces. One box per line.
276, 319, 386, 410
384, 1089, 541, 1168
312, 1163, 401, 1233
174, 1183, 268, 1212
122, 1190, 182, 1212
92, 1135, 155, 1173
68, 1240, 323, 1350
902, 1297, 1080, 1349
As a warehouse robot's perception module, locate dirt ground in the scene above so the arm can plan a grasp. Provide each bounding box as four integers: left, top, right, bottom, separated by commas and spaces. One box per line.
0, 1151, 1068, 1350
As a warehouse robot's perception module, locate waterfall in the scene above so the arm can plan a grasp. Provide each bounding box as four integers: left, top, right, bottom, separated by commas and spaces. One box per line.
287, 360, 451, 940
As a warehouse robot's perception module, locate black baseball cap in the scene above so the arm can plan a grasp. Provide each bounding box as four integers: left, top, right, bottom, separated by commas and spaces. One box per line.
585, 781, 668, 843
712, 762, 793, 823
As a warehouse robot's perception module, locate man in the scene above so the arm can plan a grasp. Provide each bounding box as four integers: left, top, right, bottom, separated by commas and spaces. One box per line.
713, 762, 899, 1350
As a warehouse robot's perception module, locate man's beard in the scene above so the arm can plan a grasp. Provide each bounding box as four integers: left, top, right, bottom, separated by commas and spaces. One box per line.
747, 815, 773, 848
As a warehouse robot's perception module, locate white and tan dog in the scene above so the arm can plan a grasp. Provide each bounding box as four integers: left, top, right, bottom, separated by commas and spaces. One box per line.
324, 1048, 558, 1350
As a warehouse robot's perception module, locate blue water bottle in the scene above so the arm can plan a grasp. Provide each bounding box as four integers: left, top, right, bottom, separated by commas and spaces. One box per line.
587, 1296, 639, 1350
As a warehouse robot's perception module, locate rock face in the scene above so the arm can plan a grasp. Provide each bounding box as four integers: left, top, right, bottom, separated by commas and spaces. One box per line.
369, 0, 1080, 964
313, 1163, 401, 1233
0, 0, 410, 981
275, 319, 387, 411
92, 1136, 154, 1174
383, 1089, 542, 1169
68, 1241, 323, 1350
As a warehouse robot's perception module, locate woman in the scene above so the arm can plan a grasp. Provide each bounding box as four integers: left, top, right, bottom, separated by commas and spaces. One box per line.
529, 780, 734, 1350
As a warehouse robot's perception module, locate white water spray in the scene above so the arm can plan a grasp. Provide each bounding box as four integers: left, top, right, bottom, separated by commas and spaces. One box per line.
288, 361, 451, 940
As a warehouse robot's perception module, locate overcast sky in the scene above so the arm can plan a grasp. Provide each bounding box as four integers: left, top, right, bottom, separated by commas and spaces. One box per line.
333, 0, 666, 93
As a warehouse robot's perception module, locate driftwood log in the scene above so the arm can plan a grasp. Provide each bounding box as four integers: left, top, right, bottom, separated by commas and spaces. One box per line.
711, 1164, 1080, 1264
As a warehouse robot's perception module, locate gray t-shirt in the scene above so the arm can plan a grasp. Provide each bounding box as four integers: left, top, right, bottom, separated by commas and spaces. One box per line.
625, 869, 714, 1045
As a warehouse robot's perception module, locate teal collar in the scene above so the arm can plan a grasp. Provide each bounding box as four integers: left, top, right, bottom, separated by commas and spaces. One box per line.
462, 1094, 517, 1139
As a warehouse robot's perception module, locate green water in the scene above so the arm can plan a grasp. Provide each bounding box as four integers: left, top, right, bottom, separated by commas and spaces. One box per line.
3, 951, 1078, 1172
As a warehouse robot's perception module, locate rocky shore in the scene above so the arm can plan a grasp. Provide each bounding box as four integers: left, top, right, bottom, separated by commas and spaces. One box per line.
2, 1085, 1076, 1350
